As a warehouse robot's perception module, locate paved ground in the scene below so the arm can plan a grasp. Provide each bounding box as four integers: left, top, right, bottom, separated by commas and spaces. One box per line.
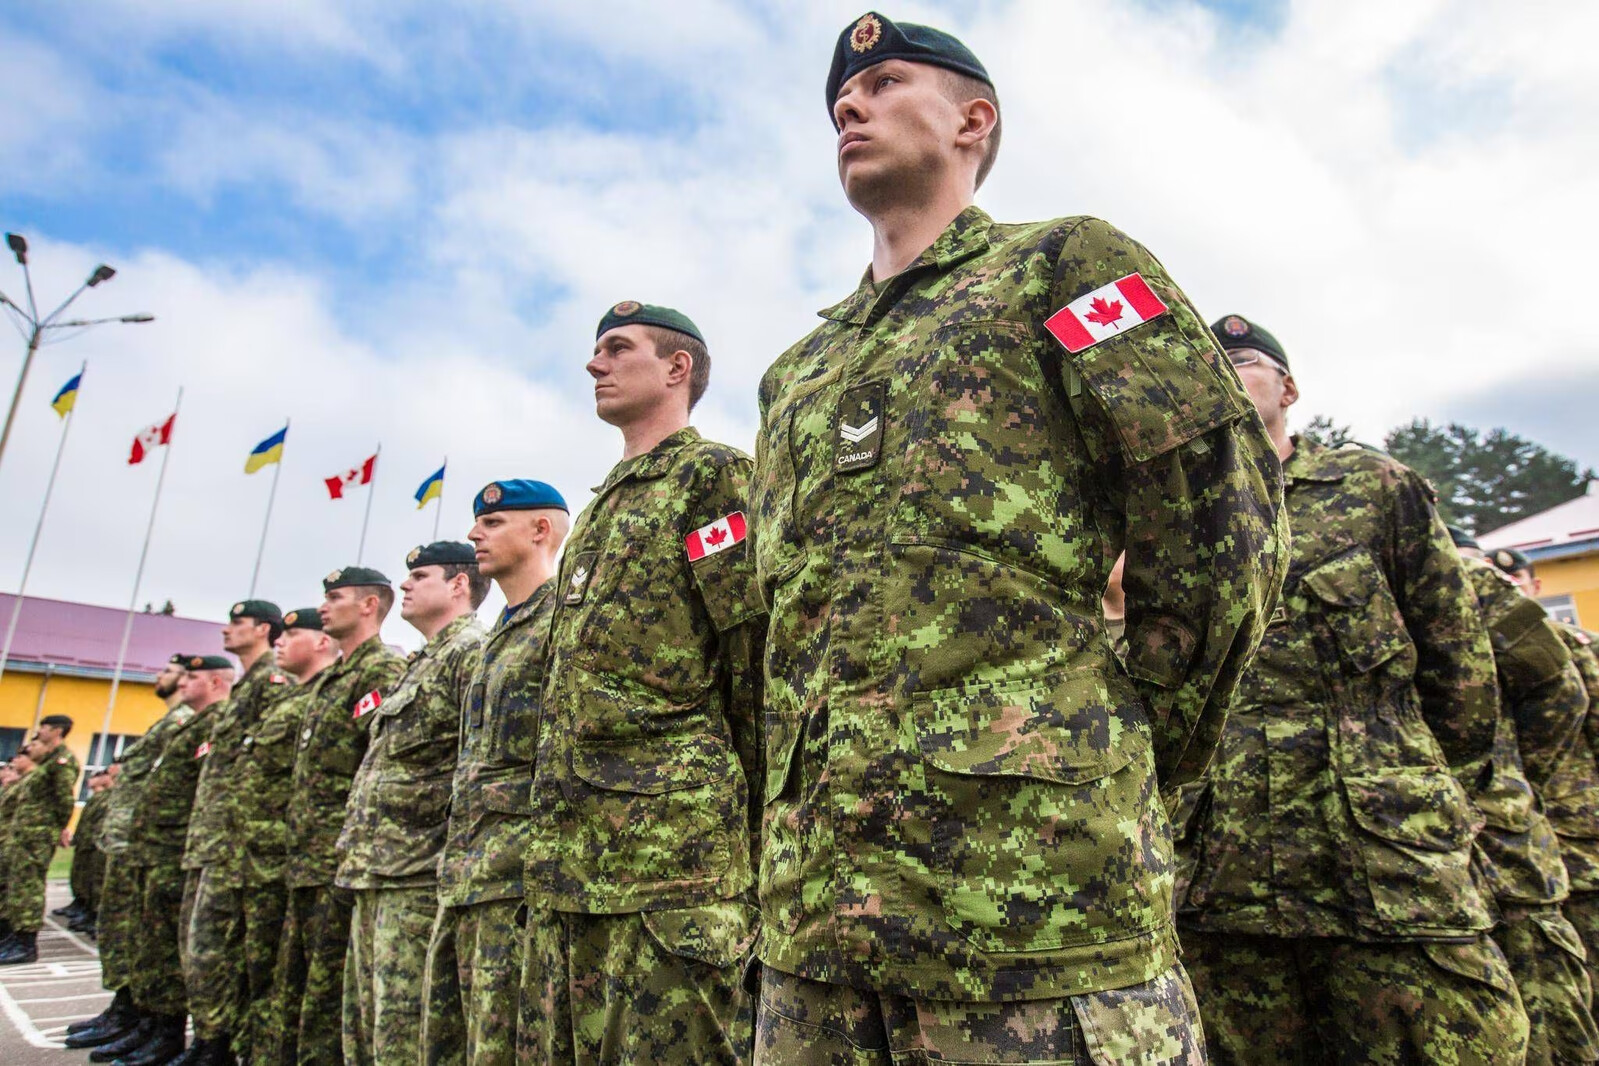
0, 880, 110, 1065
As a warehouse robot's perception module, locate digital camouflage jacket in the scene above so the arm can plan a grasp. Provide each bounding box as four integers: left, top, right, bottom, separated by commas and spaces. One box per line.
527, 428, 766, 915
6, 741, 77, 847
235, 674, 319, 885
129, 703, 219, 862
750, 209, 1286, 1002
99, 703, 195, 856
1176, 439, 1500, 941
283, 634, 406, 889
438, 584, 554, 908
183, 653, 293, 879
337, 613, 484, 890
1547, 624, 1599, 893
1460, 557, 1583, 908
74, 786, 111, 854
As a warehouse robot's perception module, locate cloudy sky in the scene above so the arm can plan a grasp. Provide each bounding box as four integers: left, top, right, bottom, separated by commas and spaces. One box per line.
1, 0, 1594, 649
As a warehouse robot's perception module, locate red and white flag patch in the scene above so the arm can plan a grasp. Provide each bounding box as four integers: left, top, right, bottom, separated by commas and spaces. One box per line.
686, 512, 747, 561
1044, 273, 1169, 354
195, 741, 212, 759
353, 690, 382, 718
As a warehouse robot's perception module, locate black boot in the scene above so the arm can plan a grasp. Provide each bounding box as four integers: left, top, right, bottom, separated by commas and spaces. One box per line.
0, 930, 37, 964
169, 1035, 235, 1066
50, 901, 76, 917
116, 1012, 187, 1065
68, 986, 133, 1036
89, 1014, 154, 1061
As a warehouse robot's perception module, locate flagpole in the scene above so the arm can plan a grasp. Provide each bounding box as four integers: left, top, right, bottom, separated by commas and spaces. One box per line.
96, 386, 183, 770
248, 417, 288, 598
431, 457, 446, 541
357, 442, 380, 565
0, 361, 85, 689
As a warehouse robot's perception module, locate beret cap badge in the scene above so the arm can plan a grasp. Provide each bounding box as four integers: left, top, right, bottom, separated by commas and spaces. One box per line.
190, 656, 205, 668
850, 13, 883, 53
407, 548, 421, 567
231, 602, 245, 615
611, 300, 641, 316
1222, 315, 1251, 337
483, 483, 504, 505
326, 569, 343, 584
284, 611, 298, 625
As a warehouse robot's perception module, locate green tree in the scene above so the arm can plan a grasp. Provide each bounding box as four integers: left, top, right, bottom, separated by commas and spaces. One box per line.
1382, 419, 1594, 534
1298, 414, 1357, 449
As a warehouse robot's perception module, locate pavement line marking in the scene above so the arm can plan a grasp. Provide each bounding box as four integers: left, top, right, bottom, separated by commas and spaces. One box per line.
0, 970, 63, 1049
16, 992, 114, 1004
40, 914, 97, 956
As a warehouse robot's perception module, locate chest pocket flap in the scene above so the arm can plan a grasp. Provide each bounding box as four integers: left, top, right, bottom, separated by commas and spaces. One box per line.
1301, 548, 1413, 673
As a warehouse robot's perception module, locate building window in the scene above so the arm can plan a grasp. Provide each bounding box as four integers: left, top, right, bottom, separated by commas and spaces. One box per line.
1540, 594, 1579, 627
84, 732, 139, 770
0, 726, 25, 763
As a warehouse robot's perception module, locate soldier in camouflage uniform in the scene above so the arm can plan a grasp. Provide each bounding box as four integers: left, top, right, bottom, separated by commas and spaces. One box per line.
1451, 536, 1599, 1065
519, 305, 766, 1066
338, 542, 487, 1066
67, 770, 114, 932
423, 480, 567, 1066
65, 656, 195, 1051
1175, 317, 1528, 1063
0, 753, 37, 944
0, 715, 80, 965
268, 568, 405, 1065
102, 656, 235, 1065
749, 16, 1285, 1064
177, 601, 293, 1066
232, 610, 337, 1066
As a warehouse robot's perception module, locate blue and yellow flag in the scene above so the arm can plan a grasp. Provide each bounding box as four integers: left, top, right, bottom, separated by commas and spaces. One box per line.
415, 463, 445, 509
50, 372, 82, 418
245, 426, 288, 474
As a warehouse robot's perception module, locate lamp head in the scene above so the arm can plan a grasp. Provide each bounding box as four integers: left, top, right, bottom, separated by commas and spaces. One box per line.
4, 233, 26, 264
88, 265, 116, 287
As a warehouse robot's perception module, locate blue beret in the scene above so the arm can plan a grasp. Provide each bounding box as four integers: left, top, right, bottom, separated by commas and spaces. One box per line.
596, 301, 704, 346
827, 12, 991, 118
474, 479, 568, 517
405, 541, 477, 569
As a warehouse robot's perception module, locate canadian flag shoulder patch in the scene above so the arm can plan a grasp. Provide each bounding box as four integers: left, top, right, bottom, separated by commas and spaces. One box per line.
195, 741, 212, 759
1044, 273, 1170, 354
352, 690, 382, 718
685, 512, 747, 561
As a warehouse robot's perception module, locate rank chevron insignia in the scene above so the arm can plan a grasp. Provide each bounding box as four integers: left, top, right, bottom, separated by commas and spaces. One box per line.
839, 416, 879, 444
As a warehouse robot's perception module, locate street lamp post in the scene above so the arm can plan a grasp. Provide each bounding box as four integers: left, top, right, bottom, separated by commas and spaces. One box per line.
0, 232, 154, 474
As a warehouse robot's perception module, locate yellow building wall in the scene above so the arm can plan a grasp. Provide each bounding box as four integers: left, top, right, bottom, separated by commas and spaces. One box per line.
1537, 551, 1599, 629
0, 670, 167, 768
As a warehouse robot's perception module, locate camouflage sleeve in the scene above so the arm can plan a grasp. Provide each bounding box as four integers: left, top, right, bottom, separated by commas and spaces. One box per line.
451, 641, 485, 719
1481, 582, 1585, 793
48, 754, 77, 830
1051, 218, 1288, 786
1385, 472, 1499, 780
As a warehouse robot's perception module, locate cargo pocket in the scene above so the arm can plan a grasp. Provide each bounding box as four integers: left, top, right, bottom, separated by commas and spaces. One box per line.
1345, 768, 1490, 934
1422, 936, 1516, 996
914, 667, 1166, 953
1302, 549, 1413, 673
1165, 780, 1212, 909
641, 899, 759, 971
570, 733, 736, 885
480, 766, 532, 815
1071, 963, 1206, 1065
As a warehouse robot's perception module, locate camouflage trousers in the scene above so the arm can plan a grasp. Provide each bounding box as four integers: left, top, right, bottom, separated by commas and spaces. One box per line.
421, 897, 522, 1066
1569, 893, 1599, 1008
237, 876, 289, 1066
128, 855, 190, 1016
1183, 929, 1530, 1065
0, 830, 55, 932
70, 841, 105, 913
344, 886, 439, 1066
183, 866, 248, 1041
753, 963, 1204, 1065
1492, 905, 1599, 1065
266, 883, 354, 1065
519, 903, 757, 1065
96, 855, 148, 992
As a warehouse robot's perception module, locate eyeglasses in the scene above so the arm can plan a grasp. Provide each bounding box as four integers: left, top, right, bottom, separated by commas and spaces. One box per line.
1227, 348, 1286, 372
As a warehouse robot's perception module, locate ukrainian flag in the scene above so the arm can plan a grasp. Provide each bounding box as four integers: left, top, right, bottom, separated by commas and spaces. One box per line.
50, 372, 81, 418
245, 426, 288, 474
415, 463, 445, 509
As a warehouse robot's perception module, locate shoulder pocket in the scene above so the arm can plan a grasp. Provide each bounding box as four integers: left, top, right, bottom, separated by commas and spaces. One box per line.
1493, 598, 1572, 688
1302, 548, 1413, 673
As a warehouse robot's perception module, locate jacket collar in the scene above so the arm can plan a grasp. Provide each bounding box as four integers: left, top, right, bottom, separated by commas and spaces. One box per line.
818, 205, 995, 326
592, 426, 700, 495
1284, 436, 1348, 484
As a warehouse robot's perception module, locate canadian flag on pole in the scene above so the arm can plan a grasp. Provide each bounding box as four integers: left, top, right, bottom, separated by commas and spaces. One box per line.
326, 454, 378, 499
128, 413, 177, 464
685, 512, 747, 561
1043, 273, 1170, 354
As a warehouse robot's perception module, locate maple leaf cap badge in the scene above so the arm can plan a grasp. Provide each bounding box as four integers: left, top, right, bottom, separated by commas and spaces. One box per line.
326, 569, 343, 584
850, 13, 882, 53
407, 547, 421, 567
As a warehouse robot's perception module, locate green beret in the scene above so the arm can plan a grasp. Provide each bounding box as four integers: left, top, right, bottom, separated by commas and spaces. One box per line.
186, 654, 233, 672
473, 479, 568, 517
281, 608, 323, 631
228, 599, 283, 628
322, 566, 391, 592
827, 12, 991, 117
1446, 525, 1480, 551
405, 541, 477, 569
1212, 314, 1290, 370
1490, 548, 1533, 574
596, 301, 704, 346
